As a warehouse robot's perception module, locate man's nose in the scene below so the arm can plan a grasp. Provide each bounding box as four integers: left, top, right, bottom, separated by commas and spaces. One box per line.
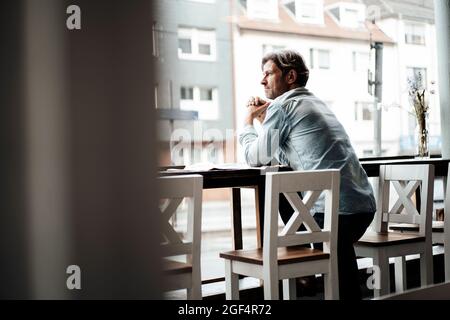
260, 77, 267, 85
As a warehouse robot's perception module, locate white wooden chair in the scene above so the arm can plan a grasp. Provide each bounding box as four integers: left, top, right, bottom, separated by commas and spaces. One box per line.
389, 173, 447, 245
444, 163, 450, 281
355, 164, 434, 298
159, 174, 203, 299
389, 221, 444, 245
220, 170, 340, 300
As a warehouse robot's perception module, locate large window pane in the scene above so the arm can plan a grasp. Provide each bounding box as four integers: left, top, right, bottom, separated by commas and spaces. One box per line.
178, 38, 192, 54
318, 49, 330, 69
181, 86, 194, 100
405, 22, 426, 45
155, 0, 441, 289
198, 43, 211, 55
200, 88, 213, 101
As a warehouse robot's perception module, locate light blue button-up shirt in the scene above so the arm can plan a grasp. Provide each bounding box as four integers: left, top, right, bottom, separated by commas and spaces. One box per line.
239, 87, 376, 215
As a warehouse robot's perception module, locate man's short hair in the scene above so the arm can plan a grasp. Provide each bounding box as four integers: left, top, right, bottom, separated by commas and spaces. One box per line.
262, 50, 310, 87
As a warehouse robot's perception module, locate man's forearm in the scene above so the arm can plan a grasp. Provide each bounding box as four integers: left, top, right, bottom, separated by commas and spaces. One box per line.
239, 126, 262, 167
239, 125, 279, 167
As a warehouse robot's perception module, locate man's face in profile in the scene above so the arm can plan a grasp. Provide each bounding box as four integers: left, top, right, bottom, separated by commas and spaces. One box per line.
260, 60, 289, 100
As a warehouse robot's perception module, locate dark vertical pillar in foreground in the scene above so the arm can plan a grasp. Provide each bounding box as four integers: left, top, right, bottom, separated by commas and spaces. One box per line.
0, 0, 30, 299
0, 0, 161, 299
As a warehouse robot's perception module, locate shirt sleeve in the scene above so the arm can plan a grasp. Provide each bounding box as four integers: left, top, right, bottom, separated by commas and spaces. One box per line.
276, 148, 289, 166
238, 102, 285, 167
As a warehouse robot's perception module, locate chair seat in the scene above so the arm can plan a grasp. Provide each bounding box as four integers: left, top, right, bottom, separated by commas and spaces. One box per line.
220, 246, 329, 265
357, 231, 425, 247
162, 259, 192, 275
389, 221, 444, 233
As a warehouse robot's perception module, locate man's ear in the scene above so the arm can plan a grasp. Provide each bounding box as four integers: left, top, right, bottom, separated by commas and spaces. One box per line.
286, 69, 298, 85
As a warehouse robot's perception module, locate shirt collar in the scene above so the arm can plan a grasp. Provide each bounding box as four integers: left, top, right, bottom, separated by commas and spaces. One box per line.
273, 87, 310, 104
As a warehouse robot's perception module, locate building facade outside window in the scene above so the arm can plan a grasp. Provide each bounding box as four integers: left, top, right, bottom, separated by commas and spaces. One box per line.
326, 2, 365, 29
187, 0, 215, 3
343, 8, 360, 28
180, 86, 219, 120
310, 48, 331, 69
246, 0, 279, 21
355, 101, 373, 122
177, 27, 217, 61
262, 44, 286, 55
352, 51, 370, 72
406, 67, 428, 88
292, 0, 325, 25
152, 22, 161, 58
405, 22, 426, 45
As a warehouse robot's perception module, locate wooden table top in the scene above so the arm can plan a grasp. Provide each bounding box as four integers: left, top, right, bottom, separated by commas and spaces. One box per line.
158, 157, 450, 188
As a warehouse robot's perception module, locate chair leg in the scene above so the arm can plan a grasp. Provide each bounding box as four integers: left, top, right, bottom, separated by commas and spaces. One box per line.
373, 251, 390, 298
323, 272, 339, 300
187, 262, 202, 300
263, 268, 279, 300
394, 256, 407, 293
282, 278, 296, 300
187, 287, 202, 300
420, 246, 434, 286
324, 255, 339, 300
224, 260, 239, 300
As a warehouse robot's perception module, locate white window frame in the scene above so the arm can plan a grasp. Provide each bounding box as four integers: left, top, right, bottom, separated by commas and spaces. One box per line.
326, 2, 365, 29
293, 0, 324, 25
180, 86, 219, 120
310, 48, 331, 70
152, 22, 161, 58
405, 22, 426, 45
180, 86, 195, 101
262, 44, 286, 55
178, 28, 217, 61
343, 8, 359, 28
247, 0, 279, 21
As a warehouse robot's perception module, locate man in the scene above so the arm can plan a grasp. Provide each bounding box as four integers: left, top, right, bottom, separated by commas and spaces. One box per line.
239, 50, 376, 300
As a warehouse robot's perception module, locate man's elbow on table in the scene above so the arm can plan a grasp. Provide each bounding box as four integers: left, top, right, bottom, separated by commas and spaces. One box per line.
244, 146, 273, 167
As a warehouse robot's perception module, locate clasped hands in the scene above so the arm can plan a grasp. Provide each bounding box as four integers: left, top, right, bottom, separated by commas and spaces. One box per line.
244, 96, 270, 126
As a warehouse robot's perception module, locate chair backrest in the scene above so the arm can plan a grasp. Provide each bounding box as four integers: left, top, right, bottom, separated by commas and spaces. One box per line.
158, 175, 203, 263
375, 164, 434, 237
445, 164, 450, 281
446, 163, 450, 221
263, 170, 340, 262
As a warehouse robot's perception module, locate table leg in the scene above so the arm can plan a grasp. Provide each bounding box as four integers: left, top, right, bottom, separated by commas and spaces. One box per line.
255, 182, 265, 248
231, 188, 243, 250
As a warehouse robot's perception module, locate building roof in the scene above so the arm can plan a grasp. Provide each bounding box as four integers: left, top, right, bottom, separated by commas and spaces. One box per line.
360, 0, 435, 23
237, 2, 394, 43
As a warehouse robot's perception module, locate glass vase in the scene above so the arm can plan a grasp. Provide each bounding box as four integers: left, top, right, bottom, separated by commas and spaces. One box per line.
415, 112, 430, 158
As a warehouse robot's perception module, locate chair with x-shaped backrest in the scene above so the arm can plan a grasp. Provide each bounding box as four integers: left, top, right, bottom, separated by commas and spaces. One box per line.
355, 164, 434, 298
220, 169, 340, 300
443, 163, 450, 281
159, 174, 203, 299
